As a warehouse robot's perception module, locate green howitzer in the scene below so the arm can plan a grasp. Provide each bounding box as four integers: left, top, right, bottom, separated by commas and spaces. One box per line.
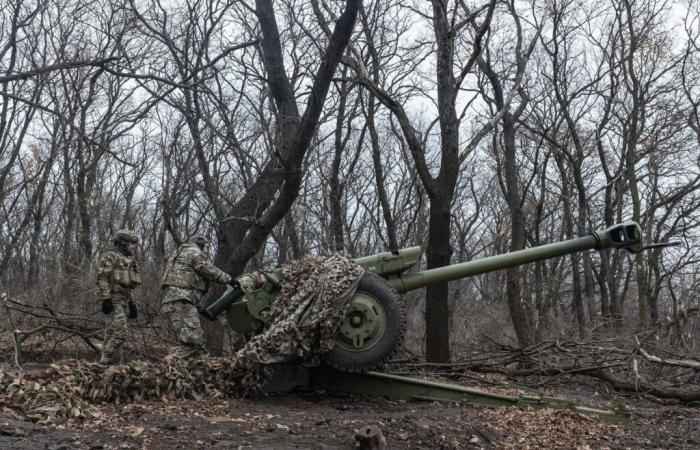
203, 221, 673, 374
202, 221, 679, 423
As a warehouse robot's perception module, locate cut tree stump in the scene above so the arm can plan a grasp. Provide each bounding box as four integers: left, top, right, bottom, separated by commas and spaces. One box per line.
354, 424, 387, 450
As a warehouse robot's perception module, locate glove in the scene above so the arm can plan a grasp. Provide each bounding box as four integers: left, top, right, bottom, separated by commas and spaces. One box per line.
101, 298, 114, 315
128, 301, 138, 320
228, 279, 241, 290
252, 271, 268, 287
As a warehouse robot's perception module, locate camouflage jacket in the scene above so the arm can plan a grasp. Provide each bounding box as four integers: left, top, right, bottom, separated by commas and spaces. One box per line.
161, 243, 231, 294
96, 248, 141, 302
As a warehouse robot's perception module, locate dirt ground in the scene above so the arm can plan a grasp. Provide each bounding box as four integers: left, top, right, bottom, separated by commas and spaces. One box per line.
1, 369, 699, 450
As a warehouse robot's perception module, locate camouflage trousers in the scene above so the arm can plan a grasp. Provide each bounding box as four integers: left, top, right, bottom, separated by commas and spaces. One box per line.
162, 299, 207, 358
101, 301, 128, 364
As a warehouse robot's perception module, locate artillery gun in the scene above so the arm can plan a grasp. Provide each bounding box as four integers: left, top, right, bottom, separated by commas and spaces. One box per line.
204, 221, 649, 372
202, 221, 672, 422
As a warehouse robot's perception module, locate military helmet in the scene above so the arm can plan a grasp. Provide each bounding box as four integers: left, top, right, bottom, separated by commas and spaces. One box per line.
113, 229, 139, 244
189, 235, 209, 249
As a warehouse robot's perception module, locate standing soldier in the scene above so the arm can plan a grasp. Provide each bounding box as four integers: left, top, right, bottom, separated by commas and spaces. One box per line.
96, 229, 141, 365
160, 236, 234, 358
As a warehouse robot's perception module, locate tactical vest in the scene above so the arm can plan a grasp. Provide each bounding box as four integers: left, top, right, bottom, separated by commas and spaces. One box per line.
109, 252, 142, 288
162, 245, 208, 292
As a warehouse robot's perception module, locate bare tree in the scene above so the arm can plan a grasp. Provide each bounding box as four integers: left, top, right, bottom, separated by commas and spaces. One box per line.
475, 0, 543, 347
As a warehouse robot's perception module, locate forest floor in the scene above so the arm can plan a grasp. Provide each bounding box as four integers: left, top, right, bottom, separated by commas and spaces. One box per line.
1, 362, 698, 450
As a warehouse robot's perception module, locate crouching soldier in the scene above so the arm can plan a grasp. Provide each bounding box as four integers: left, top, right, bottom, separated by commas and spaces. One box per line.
161, 236, 235, 358
96, 229, 141, 365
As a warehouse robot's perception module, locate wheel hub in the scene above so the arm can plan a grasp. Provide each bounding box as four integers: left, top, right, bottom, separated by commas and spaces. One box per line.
337, 292, 387, 351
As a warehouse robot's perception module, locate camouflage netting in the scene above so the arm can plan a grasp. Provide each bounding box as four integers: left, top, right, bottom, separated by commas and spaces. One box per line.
241, 253, 364, 365
0, 254, 364, 424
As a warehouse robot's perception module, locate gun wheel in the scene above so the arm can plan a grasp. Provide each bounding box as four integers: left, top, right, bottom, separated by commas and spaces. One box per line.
322, 272, 405, 373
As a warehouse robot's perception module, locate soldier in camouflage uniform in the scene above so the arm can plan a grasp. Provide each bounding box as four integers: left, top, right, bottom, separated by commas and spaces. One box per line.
96, 229, 141, 365
161, 236, 266, 358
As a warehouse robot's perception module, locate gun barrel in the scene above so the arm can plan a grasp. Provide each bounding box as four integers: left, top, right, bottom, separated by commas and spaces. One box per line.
389, 221, 642, 294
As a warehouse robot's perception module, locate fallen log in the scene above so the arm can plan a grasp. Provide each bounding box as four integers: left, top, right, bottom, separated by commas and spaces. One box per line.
596, 368, 700, 403
391, 336, 700, 403
636, 338, 700, 369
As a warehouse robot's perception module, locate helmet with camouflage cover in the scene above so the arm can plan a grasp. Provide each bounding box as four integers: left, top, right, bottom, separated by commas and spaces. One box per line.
113, 229, 139, 246
189, 235, 209, 250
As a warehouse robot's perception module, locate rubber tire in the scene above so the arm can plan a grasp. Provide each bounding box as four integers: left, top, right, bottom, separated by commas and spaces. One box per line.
322, 272, 405, 373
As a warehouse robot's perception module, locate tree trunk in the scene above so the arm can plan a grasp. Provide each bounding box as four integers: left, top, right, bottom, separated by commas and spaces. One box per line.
366, 96, 398, 251
503, 117, 535, 347
425, 197, 452, 362
215, 0, 361, 278
329, 81, 348, 252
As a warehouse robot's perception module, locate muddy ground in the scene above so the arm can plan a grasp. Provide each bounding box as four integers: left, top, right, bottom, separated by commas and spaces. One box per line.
1, 368, 698, 450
